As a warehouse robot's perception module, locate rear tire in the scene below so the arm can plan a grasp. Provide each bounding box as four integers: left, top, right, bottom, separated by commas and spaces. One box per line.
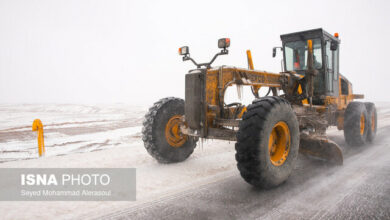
364, 102, 377, 143
235, 97, 299, 188
142, 97, 198, 163
343, 102, 368, 146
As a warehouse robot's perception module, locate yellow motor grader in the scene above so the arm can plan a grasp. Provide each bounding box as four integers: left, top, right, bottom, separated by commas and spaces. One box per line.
142, 28, 377, 188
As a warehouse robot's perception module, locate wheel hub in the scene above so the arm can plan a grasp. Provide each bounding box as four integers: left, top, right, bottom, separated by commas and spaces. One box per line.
268, 121, 290, 166
360, 113, 365, 135
165, 115, 187, 147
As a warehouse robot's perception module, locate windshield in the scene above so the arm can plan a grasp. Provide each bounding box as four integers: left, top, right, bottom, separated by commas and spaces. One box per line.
284, 38, 322, 71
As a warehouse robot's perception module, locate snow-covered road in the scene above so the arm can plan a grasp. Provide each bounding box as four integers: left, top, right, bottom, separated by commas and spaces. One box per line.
0, 103, 389, 219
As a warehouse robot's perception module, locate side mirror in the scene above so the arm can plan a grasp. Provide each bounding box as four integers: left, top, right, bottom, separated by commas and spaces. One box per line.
218, 38, 230, 49
178, 46, 189, 56
330, 41, 338, 51
272, 47, 283, 58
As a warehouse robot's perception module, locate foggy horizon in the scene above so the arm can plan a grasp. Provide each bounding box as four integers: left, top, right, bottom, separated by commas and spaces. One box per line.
1, 0, 389, 104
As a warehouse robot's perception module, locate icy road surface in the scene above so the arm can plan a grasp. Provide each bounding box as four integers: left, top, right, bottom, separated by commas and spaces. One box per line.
0, 103, 389, 219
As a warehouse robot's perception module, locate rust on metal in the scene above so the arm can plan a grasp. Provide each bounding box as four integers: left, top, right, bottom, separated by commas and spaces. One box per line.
165, 115, 187, 147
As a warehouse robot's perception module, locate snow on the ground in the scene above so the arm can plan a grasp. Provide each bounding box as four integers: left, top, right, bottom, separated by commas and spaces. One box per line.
0, 102, 389, 220
0, 133, 237, 220
0, 103, 239, 219
0, 104, 147, 162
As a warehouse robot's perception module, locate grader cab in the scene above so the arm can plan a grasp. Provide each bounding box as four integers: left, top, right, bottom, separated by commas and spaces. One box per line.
142, 28, 377, 188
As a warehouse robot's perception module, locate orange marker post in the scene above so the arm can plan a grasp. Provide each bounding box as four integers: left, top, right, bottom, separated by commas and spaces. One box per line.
32, 119, 45, 157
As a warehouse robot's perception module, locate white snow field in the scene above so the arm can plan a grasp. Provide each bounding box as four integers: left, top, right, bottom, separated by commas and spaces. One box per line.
0, 102, 389, 219
0, 104, 146, 162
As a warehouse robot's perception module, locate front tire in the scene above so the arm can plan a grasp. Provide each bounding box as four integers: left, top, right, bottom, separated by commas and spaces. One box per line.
343, 102, 369, 146
142, 97, 198, 163
235, 97, 300, 188
365, 102, 377, 143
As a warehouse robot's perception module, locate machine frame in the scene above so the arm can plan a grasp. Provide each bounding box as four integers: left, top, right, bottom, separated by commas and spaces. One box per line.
180, 29, 363, 142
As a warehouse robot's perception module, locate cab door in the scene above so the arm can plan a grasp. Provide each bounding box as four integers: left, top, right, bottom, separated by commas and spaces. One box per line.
325, 40, 339, 96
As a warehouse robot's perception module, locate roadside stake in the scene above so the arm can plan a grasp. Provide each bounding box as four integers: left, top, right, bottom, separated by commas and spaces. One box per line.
32, 119, 45, 157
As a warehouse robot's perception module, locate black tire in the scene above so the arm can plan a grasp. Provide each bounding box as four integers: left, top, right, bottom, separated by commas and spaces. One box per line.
364, 102, 377, 143
142, 97, 198, 163
343, 102, 369, 146
235, 96, 300, 188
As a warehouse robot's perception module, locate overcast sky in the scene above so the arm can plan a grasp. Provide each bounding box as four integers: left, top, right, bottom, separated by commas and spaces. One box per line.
0, 0, 389, 104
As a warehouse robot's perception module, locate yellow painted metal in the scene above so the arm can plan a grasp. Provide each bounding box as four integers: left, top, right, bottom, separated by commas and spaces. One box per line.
268, 121, 290, 166
323, 75, 364, 112
297, 84, 302, 93
328, 74, 366, 129
237, 106, 247, 118
246, 50, 262, 96
165, 115, 187, 147
202, 56, 362, 136
32, 119, 45, 157
246, 50, 254, 70
360, 113, 365, 135
205, 67, 282, 107
204, 67, 282, 128
297, 84, 309, 104
308, 40, 313, 53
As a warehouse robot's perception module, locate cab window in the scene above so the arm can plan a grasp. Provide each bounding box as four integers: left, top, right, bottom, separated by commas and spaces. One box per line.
285, 38, 322, 71
326, 41, 333, 92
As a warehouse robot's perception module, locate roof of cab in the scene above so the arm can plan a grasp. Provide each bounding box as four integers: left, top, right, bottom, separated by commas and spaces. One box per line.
280, 28, 340, 43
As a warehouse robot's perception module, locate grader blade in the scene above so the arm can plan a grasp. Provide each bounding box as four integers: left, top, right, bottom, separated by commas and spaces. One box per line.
299, 134, 343, 165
